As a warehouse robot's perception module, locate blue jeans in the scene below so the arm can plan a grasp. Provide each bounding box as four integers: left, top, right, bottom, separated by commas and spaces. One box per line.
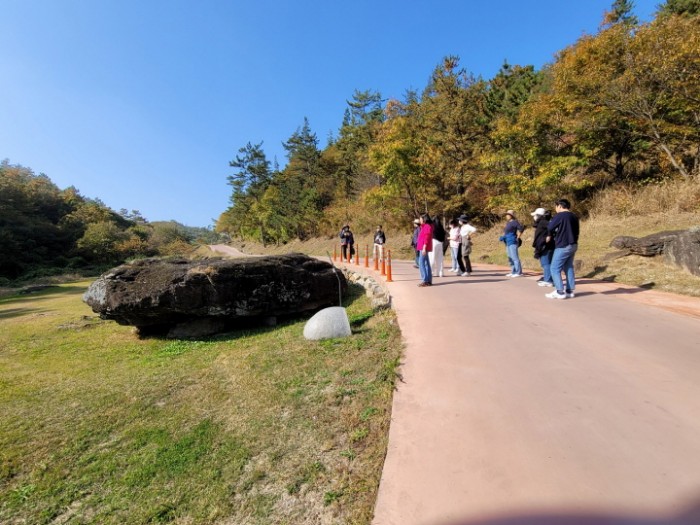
550, 244, 577, 293
506, 244, 522, 275
539, 249, 554, 283
450, 246, 460, 270
418, 251, 432, 283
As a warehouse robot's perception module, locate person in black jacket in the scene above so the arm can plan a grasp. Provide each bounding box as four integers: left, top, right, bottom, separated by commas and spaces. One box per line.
545, 198, 580, 300
530, 207, 555, 287
429, 215, 446, 277
373, 225, 386, 263
339, 225, 355, 262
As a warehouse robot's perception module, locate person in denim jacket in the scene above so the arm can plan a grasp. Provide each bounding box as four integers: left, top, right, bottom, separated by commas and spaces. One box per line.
499, 210, 524, 277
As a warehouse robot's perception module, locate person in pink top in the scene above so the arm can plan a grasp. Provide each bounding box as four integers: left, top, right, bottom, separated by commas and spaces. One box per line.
416, 213, 434, 287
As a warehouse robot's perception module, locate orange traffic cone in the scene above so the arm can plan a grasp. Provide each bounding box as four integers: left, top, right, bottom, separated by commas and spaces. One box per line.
386, 250, 393, 282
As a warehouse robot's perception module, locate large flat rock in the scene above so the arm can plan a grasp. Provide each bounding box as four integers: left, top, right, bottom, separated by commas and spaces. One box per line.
83, 253, 346, 336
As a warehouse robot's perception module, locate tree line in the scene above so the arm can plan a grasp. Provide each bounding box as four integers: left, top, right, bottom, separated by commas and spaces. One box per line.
217, 0, 699, 244
0, 160, 222, 281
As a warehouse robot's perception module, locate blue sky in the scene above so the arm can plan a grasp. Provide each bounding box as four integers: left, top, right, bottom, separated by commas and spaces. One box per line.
1, 0, 659, 227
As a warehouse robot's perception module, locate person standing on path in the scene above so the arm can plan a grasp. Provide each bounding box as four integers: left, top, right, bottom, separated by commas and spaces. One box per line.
411, 218, 421, 268
339, 225, 350, 261
339, 225, 355, 262
499, 210, 524, 277
448, 219, 463, 273
373, 225, 386, 264
416, 214, 434, 287
545, 198, 580, 300
459, 215, 477, 276
531, 207, 555, 287
429, 215, 446, 277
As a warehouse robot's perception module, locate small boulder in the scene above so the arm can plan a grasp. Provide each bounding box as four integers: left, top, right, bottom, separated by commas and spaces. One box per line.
303, 307, 352, 340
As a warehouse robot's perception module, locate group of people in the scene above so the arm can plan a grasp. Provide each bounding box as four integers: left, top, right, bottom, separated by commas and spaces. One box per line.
410, 214, 478, 287
498, 198, 580, 299
341, 197, 579, 299
409, 198, 579, 298
339, 224, 387, 262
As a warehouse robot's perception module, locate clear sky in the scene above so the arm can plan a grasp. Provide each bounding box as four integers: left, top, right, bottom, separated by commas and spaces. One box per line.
1, 0, 659, 228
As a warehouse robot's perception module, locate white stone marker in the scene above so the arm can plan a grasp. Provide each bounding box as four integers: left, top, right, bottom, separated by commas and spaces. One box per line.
303, 306, 352, 340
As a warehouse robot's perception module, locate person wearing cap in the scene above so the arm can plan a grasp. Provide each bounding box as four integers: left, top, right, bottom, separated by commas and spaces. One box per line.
545, 198, 580, 300
416, 213, 434, 287
531, 207, 555, 287
458, 214, 477, 276
410, 218, 421, 268
498, 210, 524, 277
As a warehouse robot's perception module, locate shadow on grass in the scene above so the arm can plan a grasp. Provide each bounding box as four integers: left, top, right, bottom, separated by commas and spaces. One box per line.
0, 285, 87, 304
583, 265, 617, 280
0, 307, 42, 320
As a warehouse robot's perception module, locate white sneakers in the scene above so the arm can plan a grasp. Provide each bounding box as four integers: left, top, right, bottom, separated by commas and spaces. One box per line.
545, 290, 575, 299
538, 281, 554, 287
545, 290, 567, 300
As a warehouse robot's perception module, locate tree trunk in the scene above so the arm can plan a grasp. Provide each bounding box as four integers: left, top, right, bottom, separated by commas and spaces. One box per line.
650, 123, 690, 179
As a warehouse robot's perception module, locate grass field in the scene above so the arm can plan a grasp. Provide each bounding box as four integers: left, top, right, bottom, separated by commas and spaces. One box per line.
0, 281, 401, 524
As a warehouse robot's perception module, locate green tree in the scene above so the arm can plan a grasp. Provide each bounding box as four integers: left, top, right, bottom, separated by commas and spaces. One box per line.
76, 221, 129, 264
281, 118, 324, 239
224, 141, 272, 241
334, 89, 385, 198
658, 0, 700, 16
602, 0, 639, 26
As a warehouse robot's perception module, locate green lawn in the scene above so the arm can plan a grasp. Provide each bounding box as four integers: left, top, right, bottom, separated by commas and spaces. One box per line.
0, 281, 401, 524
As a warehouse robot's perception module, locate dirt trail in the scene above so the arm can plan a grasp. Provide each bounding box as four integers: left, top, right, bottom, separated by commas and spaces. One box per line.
208, 244, 253, 258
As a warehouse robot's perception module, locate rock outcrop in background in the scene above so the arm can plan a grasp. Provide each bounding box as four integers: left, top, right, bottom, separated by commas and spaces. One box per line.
610, 228, 700, 276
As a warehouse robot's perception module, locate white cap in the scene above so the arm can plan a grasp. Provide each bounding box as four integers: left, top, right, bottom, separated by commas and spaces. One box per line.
530, 207, 546, 217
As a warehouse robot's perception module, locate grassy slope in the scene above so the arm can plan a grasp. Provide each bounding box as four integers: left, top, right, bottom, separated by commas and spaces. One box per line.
234, 211, 700, 297
0, 282, 401, 525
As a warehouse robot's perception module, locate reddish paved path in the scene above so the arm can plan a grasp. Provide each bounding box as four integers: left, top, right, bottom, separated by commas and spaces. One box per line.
361, 259, 700, 525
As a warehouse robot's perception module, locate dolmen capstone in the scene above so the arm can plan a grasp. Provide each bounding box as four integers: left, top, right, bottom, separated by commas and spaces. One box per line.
83, 253, 346, 338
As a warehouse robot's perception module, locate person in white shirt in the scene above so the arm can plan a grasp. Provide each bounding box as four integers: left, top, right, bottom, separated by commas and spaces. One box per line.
458, 215, 477, 275
447, 218, 462, 273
